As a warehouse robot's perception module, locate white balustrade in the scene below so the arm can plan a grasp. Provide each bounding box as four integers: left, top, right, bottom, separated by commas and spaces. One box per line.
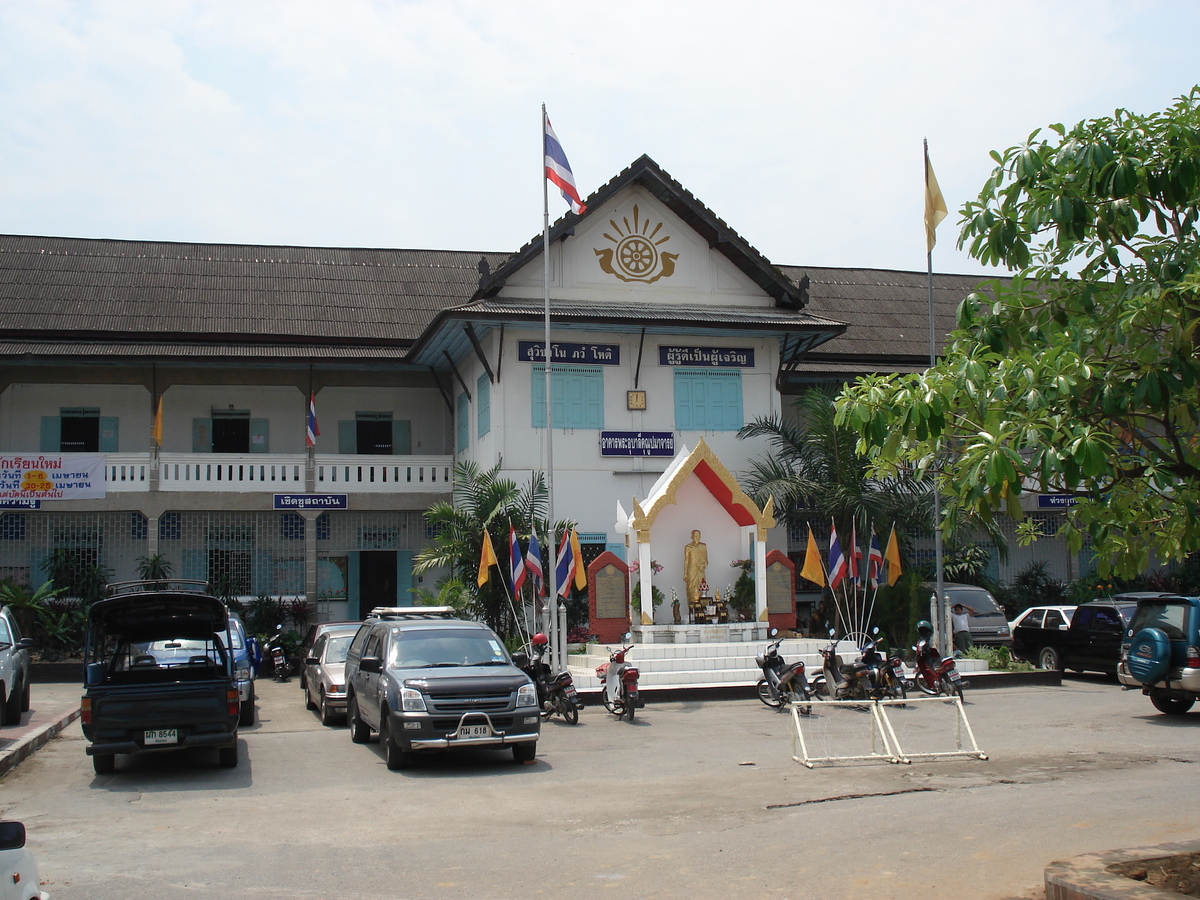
314, 455, 452, 492
104, 454, 151, 492
158, 453, 303, 490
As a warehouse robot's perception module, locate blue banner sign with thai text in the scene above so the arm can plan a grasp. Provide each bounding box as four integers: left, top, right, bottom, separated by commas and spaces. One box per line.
273, 494, 348, 510
518, 341, 620, 365
599, 432, 675, 457
659, 346, 754, 367
1037, 495, 1081, 509
0, 499, 40, 509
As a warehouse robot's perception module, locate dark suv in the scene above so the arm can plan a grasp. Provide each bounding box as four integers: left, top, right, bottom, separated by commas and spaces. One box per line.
343, 607, 540, 769
1118, 594, 1199, 715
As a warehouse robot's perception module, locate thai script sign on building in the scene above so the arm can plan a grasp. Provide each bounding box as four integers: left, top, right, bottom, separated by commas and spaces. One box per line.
518, 341, 621, 365
0, 455, 106, 500
273, 494, 348, 510
1037, 495, 1081, 509
599, 432, 675, 457
658, 346, 755, 367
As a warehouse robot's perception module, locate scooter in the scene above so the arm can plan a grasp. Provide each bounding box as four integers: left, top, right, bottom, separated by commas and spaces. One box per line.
812, 629, 872, 701
756, 630, 811, 710
518, 633, 583, 724
912, 625, 966, 701
858, 627, 908, 700
267, 624, 291, 683
595, 635, 641, 722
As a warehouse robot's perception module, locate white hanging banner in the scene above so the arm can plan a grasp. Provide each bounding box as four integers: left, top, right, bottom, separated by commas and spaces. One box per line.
0, 455, 107, 500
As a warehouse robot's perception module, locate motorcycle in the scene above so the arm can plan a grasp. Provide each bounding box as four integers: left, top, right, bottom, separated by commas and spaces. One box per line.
811, 629, 871, 701
859, 628, 908, 701
912, 628, 965, 701
595, 635, 641, 722
517, 633, 583, 724
267, 624, 292, 683
755, 630, 811, 710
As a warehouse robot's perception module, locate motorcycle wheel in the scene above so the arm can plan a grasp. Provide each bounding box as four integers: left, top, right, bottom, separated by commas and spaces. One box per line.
757, 678, 783, 708
809, 676, 828, 700
940, 674, 964, 702
915, 674, 938, 696
601, 691, 617, 714
559, 699, 579, 724
623, 691, 636, 722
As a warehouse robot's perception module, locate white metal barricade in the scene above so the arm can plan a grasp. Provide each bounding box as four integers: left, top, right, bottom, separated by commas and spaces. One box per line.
790, 695, 987, 768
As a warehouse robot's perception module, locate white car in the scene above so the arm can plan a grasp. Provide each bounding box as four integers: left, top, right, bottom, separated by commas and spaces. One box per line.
0, 606, 33, 726
0, 821, 47, 900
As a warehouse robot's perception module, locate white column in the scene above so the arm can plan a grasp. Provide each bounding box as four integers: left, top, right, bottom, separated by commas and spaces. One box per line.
753, 527, 768, 620
638, 540, 652, 629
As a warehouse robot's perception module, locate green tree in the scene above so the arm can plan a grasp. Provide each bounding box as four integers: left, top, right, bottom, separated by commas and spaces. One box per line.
413, 461, 575, 640
738, 386, 935, 544
837, 88, 1200, 577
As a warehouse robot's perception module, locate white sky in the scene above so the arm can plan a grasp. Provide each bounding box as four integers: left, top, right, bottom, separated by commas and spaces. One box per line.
2, 0, 1198, 277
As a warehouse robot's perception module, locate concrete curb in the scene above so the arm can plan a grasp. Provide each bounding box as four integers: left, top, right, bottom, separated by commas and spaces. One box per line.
1045, 841, 1200, 900
0, 706, 81, 779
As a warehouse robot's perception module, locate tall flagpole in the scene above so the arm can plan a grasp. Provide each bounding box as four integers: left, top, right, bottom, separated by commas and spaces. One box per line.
925, 138, 947, 655
541, 104, 562, 673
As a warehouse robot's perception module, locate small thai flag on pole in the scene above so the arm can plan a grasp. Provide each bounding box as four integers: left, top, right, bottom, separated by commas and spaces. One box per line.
509, 522, 527, 594
544, 113, 587, 215
828, 522, 848, 590
525, 530, 545, 596
306, 392, 320, 447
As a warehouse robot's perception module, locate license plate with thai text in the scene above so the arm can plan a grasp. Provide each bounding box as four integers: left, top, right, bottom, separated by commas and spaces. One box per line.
145, 729, 178, 745
456, 724, 491, 739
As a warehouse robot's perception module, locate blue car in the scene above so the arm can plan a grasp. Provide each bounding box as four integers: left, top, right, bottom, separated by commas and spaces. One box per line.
228, 612, 256, 725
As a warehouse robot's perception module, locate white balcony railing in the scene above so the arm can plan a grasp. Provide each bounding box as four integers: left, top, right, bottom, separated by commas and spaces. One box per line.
314, 455, 452, 492
97, 453, 454, 493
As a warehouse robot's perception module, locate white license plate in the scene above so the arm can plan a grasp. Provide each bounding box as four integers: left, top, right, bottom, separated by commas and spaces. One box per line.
948, 671, 961, 681
145, 729, 178, 745
456, 724, 491, 739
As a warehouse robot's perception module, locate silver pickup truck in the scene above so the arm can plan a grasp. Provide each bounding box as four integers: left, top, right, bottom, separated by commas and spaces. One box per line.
81, 581, 240, 774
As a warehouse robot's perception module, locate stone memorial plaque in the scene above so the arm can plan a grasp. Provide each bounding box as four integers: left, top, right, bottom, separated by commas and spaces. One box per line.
766, 561, 793, 615
593, 564, 627, 619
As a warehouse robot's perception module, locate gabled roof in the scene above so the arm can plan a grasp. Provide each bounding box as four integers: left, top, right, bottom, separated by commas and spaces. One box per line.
476, 155, 810, 310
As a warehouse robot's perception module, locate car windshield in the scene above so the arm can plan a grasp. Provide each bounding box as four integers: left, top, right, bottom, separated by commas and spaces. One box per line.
324, 634, 353, 664
1130, 603, 1188, 641
388, 628, 509, 669
945, 588, 1002, 614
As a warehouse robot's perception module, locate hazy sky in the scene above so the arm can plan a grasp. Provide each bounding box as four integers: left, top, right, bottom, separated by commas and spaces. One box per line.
2, 1, 1198, 277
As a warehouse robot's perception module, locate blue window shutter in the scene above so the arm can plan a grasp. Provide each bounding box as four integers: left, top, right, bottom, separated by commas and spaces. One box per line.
714, 371, 743, 430
40, 416, 61, 452
531, 367, 546, 428
192, 418, 210, 453
456, 393, 469, 451
249, 419, 269, 453
477, 374, 491, 438
99, 416, 119, 452
393, 419, 412, 455
396, 550, 413, 603
338, 421, 356, 454
673, 371, 694, 430
585, 371, 604, 428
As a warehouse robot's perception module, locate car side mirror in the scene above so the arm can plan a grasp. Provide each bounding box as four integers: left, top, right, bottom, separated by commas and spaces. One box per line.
359, 656, 383, 674
305, 656, 319, 666
15, 637, 33, 651
1059, 623, 1070, 631
0, 821, 26, 851
511, 651, 529, 668
85, 662, 106, 686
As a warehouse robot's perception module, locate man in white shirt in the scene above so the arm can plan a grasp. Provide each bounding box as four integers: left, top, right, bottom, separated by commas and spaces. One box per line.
951, 602, 977, 655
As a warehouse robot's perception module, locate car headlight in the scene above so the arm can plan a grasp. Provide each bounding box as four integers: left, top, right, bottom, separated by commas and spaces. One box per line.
516, 683, 538, 708
400, 687, 427, 712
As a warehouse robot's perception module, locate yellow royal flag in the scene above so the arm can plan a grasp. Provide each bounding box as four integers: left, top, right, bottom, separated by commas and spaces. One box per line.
884, 526, 903, 586
571, 529, 587, 589
152, 395, 163, 447
924, 143, 948, 253
800, 525, 825, 586
477, 529, 499, 588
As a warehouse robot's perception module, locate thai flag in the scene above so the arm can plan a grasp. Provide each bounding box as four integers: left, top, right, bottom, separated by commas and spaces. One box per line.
850, 522, 862, 584
305, 392, 320, 447
544, 114, 587, 215
509, 523, 526, 594
555, 530, 576, 598
867, 531, 884, 589
828, 523, 848, 590
525, 530, 544, 596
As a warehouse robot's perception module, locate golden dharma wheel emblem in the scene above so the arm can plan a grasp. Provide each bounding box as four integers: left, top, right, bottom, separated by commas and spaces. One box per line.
594, 205, 679, 284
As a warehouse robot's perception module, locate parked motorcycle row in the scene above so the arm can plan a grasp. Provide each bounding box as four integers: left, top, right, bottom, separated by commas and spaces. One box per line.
755, 622, 967, 709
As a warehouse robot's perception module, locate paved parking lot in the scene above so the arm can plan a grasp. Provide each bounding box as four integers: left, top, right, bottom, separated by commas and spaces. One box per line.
2, 676, 1197, 899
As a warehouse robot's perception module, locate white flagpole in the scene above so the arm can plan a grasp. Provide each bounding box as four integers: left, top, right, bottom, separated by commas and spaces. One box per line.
925, 138, 948, 656
542, 104, 561, 673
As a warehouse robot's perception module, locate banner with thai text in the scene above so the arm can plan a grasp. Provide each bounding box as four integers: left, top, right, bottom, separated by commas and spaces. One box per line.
0, 455, 107, 500
658, 346, 754, 367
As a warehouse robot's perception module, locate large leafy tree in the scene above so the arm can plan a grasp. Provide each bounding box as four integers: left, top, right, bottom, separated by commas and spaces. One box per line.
837, 88, 1200, 577
413, 461, 574, 639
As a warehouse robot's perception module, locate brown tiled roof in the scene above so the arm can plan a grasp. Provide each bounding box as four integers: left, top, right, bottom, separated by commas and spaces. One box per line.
777, 264, 1007, 374
0, 234, 508, 348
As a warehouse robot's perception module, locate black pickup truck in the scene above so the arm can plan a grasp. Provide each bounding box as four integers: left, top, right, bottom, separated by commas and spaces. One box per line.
1012, 595, 1170, 675
81, 581, 240, 774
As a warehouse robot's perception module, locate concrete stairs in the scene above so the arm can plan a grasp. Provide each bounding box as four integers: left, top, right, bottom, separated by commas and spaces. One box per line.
566, 638, 989, 693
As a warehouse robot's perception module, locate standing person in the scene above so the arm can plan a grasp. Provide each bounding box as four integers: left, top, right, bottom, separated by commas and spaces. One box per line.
951, 602, 977, 656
